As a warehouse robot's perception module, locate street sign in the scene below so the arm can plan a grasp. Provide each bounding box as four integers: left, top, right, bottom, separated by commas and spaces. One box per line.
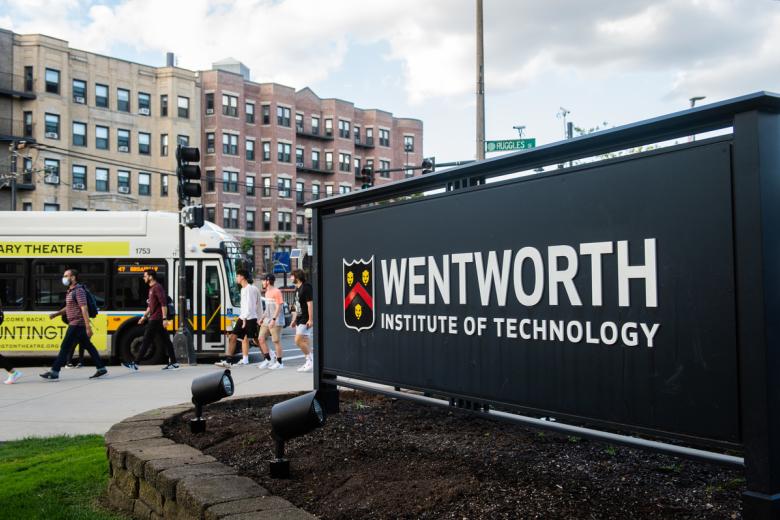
272, 251, 291, 274
485, 138, 536, 153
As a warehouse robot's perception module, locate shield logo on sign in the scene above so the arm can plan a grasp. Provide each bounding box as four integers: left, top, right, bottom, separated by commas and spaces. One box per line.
343, 256, 375, 332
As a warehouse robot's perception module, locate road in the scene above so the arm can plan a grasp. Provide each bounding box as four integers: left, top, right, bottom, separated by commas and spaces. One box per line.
0, 333, 313, 441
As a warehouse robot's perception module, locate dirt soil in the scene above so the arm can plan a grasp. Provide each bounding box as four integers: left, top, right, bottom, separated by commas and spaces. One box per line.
165, 391, 744, 519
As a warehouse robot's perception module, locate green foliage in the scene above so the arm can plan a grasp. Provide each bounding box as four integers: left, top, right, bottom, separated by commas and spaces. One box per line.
239, 237, 254, 254
0, 435, 123, 519
604, 446, 617, 456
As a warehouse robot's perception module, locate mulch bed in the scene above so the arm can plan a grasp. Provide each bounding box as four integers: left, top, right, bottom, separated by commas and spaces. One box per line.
164, 390, 744, 519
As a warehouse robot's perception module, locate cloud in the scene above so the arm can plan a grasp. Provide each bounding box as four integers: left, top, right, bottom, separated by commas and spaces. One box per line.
1, 0, 778, 105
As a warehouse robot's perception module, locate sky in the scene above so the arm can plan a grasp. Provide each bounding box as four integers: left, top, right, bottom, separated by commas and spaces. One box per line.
2, 0, 779, 163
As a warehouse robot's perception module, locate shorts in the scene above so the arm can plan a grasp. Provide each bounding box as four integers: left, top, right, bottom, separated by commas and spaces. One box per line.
232, 319, 258, 340
259, 323, 282, 343
295, 324, 312, 338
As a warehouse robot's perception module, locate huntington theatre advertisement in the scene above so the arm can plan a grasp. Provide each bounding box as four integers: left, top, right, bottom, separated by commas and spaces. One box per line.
321, 142, 741, 444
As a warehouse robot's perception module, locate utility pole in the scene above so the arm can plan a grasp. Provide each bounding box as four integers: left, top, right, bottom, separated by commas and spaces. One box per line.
689, 96, 705, 142
476, 0, 485, 161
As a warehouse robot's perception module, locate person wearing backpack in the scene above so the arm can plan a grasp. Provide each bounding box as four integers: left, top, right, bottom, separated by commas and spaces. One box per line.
40, 268, 108, 381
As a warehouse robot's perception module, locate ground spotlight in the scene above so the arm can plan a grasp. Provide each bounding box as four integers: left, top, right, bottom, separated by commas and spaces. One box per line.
190, 369, 234, 433
269, 391, 326, 478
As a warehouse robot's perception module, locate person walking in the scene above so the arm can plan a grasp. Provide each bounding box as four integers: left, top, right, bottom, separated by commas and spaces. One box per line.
122, 269, 178, 371
290, 269, 313, 373
257, 274, 285, 370
40, 269, 108, 381
215, 269, 260, 367
1, 306, 23, 384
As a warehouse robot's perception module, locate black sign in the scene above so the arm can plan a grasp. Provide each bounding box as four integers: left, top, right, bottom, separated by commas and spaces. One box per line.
320, 141, 739, 444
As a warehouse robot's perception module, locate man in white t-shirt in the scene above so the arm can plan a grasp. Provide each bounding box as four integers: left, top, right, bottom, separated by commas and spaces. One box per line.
215, 269, 260, 367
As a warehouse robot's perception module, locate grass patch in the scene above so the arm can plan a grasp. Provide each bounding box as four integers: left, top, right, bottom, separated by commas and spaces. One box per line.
0, 435, 125, 519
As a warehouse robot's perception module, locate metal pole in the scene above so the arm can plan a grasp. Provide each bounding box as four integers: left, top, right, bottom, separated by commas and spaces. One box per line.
476, 0, 485, 161
173, 144, 196, 365
10, 176, 16, 211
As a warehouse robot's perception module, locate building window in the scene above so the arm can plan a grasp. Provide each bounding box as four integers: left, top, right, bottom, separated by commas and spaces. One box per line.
311, 150, 320, 170
246, 102, 255, 123
296, 214, 305, 234
72, 165, 87, 190
222, 94, 238, 117
44, 113, 60, 139
24, 66, 33, 92
339, 153, 351, 172
205, 93, 214, 114
139, 172, 151, 196
160, 94, 168, 116
340, 185, 352, 194
380, 129, 390, 147
222, 171, 238, 192
138, 132, 151, 155
177, 96, 189, 118
118, 170, 131, 193
246, 176, 255, 196
118, 129, 130, 152
117, 88, 130, 112
366, 159, 374, 173
23, 202, 33, 211
278, 178, 291, 198
246, 210, 255, 230
277, 211, 292, 232
206, 207, 216, 223
262, 177, 271, 197
405, 167, 414, 178
72, 122, 86, 147
324, 118, 333, 137
261, 105, 270, 124
311, 184, 320, 201
295, 113, 304, 132
312, 116, 320, 135
404, 135, 414, 152
338, 120, 350, 139
296, 147, 304, 167
277, 106, 290, 126
23, 111, 33, 138
45, 68, 60, 94
366, 128, 374, 146
325, 185, 334, 197
96, 126, 109, 150
354, 126, 361, 143
296, 181, 304, 203
177, 135, 189, 146
95, 84, 108, 108
206, 171, 215, 192
72, 79, 86, 103
44, 159, 60, 184
222, 133, 239, 156
138, 92, 151, 115
246, 140, 255, 161
223, 207, 239, 229
325, 152, 333, 171
262, 211, 271, 231
96, 168, 109, 192
206, 132, 215, 153
277, 143, 291, 162
354, 157, 361, 175
44, 203, 60, 211
160, 134, 168, 156
262, 142, 271, 161
380, 160, 391, 177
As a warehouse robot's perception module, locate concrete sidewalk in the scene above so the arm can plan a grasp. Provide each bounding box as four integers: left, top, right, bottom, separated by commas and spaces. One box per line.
0, 359, 313, 441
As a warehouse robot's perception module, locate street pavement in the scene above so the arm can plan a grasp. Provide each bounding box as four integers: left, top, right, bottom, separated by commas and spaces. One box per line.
0, 333, 313, 441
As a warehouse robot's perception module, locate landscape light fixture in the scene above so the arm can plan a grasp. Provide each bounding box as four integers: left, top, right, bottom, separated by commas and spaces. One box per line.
189, 369, 234, 433
269, 391, 326, 478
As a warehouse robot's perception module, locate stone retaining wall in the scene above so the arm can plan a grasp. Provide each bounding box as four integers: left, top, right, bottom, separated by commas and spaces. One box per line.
105, 402, 314, 520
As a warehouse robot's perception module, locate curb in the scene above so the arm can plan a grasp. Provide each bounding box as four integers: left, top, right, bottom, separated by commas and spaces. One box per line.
104, 402, 315, 520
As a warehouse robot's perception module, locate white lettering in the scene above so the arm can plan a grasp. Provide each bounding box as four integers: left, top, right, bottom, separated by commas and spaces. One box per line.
548, 245, 582, 306
474, 250, 513, 306
408, 257, 426, 305
428, 255, 450, 304
580, 241, 613, 306
617, 239, 657, 307
513, 247, 544, 306
451, 253, 474, 305
381, 258, 407, 305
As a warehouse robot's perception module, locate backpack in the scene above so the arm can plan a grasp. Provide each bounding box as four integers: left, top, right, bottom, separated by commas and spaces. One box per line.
79, 284, 99, 318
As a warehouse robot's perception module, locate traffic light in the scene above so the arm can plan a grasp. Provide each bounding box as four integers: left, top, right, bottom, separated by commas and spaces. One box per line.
360, 166, 374, 189
421, 157, 435, 174
183, 205, 204, 228
176, 145, 202, 203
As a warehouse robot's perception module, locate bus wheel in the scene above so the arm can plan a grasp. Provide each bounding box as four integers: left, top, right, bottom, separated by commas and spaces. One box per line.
118, 327, 167, 365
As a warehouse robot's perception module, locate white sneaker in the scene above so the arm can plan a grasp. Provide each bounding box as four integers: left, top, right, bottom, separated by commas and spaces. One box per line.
297, 359, 313, 373
214, 360, 231, 368
257, 359, 272, 369
268, 360, 284, 370
233, 359, 249, 366
4, 370, 22, 384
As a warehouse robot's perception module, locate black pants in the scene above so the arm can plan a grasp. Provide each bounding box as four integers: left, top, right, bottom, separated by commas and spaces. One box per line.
1, 353, 14, 372
134, 320, 176, 365
52, 325, 105, 373
68, 344, 86, 364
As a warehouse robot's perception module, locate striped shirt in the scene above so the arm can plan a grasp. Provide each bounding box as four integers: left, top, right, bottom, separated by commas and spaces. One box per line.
65, 285, 88, 326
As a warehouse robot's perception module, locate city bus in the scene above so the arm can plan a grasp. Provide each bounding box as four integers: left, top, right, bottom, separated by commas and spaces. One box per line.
0, 211, 250, 363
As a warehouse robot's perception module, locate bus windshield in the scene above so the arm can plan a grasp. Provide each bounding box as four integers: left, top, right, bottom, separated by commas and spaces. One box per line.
222, 241, 249, 307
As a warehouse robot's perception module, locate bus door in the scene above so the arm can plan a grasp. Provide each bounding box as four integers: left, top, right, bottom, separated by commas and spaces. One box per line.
173, 260, 198, 344
200, 259, 226, 351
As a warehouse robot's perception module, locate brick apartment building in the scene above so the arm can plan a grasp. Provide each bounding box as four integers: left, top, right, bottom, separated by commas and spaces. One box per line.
200, 59, 423, 272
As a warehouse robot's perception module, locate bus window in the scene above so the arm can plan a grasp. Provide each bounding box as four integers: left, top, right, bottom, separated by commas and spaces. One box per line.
113, 260, 167, 310
204, 265, 221, 342
33, 260, 107, 309
0, 260, 25, 308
